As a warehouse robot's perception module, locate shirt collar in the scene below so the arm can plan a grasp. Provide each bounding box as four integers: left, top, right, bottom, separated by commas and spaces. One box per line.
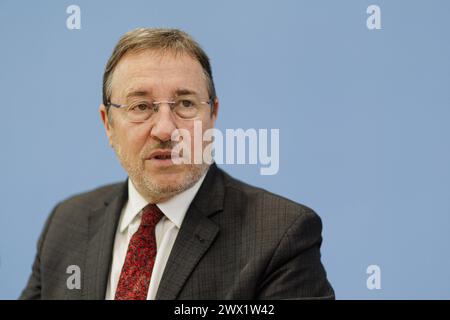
119, 171, 208, 233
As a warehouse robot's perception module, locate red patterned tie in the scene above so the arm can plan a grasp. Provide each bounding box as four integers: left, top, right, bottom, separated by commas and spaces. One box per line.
114, 204, 164, 300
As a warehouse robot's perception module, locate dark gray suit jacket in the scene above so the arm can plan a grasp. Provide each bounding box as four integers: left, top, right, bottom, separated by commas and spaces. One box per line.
20, 164, 334, 300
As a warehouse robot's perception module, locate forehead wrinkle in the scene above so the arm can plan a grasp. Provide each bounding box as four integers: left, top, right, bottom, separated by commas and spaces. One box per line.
112, 51, 209, 100
122, 76, 202, 99
120, 83, 150, 100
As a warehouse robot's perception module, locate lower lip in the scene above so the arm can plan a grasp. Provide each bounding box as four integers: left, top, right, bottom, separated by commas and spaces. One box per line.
147, 157, 178, 167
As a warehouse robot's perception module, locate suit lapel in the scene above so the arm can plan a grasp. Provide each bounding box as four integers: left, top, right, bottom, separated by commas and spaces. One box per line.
156, 164, 224, 299
83, 181, 128, 299
81, 163, 224, 300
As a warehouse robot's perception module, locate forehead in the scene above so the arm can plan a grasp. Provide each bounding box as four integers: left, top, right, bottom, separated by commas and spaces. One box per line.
111, 50, 208, 99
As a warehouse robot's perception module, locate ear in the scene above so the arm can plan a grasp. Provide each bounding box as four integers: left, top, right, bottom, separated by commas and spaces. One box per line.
211, 97, 219, 124
99, 104, 113, 147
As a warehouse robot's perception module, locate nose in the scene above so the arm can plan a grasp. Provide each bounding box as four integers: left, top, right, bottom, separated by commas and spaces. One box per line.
149, 104, 177, 142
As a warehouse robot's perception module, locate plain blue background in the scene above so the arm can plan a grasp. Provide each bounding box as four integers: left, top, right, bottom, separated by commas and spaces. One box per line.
1, 0, 449, 299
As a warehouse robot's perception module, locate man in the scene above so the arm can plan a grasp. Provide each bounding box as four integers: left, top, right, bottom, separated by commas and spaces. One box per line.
20, 28, 334, 300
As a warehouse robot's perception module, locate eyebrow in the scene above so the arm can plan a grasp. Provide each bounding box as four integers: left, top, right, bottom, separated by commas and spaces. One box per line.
174, 88, 199, 96
124, 87, 200, 100
125, 90, 150, 100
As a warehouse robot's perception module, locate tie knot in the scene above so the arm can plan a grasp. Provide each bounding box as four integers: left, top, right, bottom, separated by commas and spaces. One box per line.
140, 204, 164, 227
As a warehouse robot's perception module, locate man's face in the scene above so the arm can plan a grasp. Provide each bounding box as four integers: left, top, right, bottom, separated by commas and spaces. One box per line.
100, 50, 218, 203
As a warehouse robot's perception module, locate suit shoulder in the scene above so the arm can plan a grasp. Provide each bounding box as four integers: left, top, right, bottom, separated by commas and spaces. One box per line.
54, 181, 126, 215
34, 181, 126, 260
221, 170, 321, 225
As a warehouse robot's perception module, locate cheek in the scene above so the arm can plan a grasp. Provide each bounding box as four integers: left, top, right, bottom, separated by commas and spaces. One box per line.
183, 123, 203, 152
114, 125, 148, 158
182, 120, 214, 161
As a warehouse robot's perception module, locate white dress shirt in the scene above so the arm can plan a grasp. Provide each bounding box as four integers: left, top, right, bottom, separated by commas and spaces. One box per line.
105, 172, 207, 300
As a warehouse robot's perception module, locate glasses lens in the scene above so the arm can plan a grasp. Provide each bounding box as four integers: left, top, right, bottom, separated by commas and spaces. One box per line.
123, 97, 209, 122
173, 98, 203, 119
126, 101, 154, 122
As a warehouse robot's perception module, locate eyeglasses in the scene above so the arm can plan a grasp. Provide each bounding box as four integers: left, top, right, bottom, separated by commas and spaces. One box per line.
106, 96, 214, 123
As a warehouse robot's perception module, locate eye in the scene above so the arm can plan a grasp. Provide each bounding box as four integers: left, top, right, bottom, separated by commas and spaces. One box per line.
179, 99, 194, 108
130, 102, 150, 112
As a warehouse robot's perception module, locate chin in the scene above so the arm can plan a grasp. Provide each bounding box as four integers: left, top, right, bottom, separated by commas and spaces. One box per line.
145, 169, 191, 189
138, 163, 207, 198
146, 165, 187, 179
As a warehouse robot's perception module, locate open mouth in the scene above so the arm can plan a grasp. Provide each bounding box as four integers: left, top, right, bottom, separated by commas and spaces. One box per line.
147, 149, 183, 165
154, 154, 172, 160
